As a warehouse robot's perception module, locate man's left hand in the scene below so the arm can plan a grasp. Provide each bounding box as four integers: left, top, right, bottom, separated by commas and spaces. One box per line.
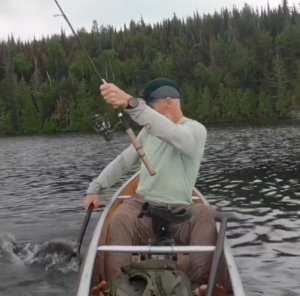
100, 82, 131, 108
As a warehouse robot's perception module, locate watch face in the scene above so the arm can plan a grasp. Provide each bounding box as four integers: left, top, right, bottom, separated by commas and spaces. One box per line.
129, 97, 139, 108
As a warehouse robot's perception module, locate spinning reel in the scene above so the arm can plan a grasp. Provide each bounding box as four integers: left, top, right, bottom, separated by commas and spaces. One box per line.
93, 114, 122, 142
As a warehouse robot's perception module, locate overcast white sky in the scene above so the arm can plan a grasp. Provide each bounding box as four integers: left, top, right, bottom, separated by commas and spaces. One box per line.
0, 0, 295, 41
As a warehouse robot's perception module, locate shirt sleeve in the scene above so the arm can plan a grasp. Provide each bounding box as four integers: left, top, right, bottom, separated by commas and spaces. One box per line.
124, 100, 207, 157
86, 129, 144, 194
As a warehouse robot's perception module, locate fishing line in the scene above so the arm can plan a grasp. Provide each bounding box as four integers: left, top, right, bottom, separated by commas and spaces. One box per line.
52, 0, 156, 176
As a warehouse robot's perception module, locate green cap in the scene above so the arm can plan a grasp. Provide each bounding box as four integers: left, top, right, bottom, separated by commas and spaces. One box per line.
141, 78, 180, 105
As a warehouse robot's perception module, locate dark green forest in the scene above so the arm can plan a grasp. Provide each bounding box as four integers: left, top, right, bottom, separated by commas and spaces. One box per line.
0, 1, 300, 135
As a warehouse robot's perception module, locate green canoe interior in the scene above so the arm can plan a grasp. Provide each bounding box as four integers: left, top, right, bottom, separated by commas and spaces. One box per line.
89, 174, 231, 292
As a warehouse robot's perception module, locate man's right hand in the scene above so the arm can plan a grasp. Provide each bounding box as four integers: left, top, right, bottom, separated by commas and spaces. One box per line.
84, 193, 99, 210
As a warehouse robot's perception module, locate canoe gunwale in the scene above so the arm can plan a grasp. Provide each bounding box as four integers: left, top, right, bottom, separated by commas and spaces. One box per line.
76, 172, 245, 296
195, 189, 245, 296
76, 175, 133, 296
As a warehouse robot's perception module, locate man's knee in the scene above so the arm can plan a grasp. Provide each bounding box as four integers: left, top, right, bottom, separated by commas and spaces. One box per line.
191, 203, 215, 214
190, 204, 216, 224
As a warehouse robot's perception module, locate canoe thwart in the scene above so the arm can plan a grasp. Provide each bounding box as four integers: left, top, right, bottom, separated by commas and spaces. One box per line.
118, 195, 200, 200
97, 245, 215, 254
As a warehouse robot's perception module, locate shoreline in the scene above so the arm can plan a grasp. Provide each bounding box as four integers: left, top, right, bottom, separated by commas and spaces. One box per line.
0, 117, 299, 138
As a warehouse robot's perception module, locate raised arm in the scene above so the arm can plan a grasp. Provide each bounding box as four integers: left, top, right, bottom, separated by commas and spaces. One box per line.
125, 100, 207, 157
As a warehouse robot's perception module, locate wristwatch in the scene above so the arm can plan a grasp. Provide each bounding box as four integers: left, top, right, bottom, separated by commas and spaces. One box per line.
126, 97, 139, 109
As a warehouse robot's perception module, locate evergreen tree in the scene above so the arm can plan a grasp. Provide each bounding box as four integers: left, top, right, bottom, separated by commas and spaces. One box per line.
0, 3, 299, 135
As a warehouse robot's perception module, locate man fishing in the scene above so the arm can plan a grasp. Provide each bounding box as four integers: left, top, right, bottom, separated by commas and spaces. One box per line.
85, 78, 225, 295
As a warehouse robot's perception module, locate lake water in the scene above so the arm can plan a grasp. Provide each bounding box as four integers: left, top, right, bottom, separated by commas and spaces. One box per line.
0, 122, 299, 296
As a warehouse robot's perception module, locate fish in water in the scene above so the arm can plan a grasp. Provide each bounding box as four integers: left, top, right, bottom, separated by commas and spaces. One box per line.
11, 239, 76, 259
34, 240, 75, 258
32, 240, 84, 269
1, 234, 80, 268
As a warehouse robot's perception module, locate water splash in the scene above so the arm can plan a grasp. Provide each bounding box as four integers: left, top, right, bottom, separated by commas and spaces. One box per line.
0, 233, 79, 273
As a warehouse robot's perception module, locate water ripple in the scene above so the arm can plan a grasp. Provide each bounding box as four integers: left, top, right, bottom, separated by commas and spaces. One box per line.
0, 123, 300, 295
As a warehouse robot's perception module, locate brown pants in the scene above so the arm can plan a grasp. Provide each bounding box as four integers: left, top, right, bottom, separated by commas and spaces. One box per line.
103, 195, 227, 288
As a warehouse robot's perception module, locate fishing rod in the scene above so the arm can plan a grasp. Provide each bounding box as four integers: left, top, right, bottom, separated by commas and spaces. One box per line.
52, 0, 155, 176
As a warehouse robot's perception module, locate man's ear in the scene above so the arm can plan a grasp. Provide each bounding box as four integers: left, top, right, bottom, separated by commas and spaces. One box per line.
165, 97, 173, 106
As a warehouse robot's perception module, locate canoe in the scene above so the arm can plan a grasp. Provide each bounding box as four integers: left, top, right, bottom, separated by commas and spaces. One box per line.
76, 172, 245, 296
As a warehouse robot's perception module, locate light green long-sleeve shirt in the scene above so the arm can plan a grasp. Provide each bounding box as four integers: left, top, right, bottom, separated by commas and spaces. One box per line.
86, 100, 207, 205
